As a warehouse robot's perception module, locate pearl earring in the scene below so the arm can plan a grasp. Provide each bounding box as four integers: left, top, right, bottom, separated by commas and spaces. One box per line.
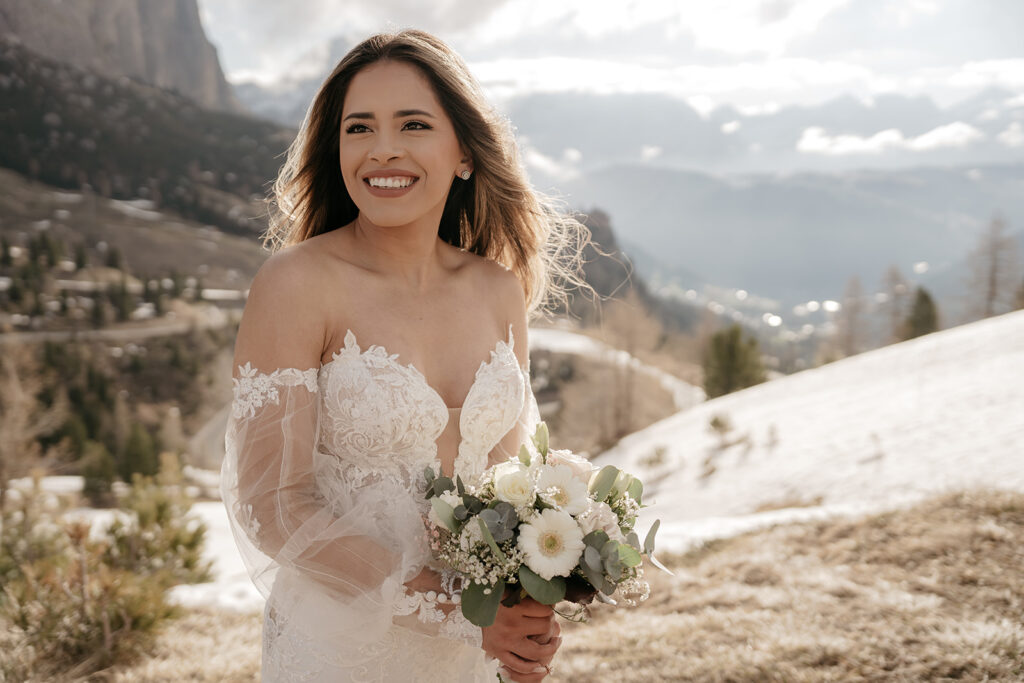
460, 170, 471, 180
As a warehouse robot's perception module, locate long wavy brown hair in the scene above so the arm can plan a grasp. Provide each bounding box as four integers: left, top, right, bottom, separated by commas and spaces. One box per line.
264, 29, 587, 313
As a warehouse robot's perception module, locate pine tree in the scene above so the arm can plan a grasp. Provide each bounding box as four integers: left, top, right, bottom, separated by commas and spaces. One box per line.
118, 422, 158, 480
1016, 278, 1024, 310
0, 235, 11, 267
74, 242, 88, 270
966, 215, 1021, 319
702, 325, 766, 399
903, 287, 939, 339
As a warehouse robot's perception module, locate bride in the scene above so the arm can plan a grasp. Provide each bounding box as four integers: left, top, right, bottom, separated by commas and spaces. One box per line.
221, 30, 587, 682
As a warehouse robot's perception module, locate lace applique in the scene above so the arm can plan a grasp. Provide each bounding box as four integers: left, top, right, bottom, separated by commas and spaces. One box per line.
392, 589, 447, 624
232, 362, 319, 419
456, 331, 527, 481
439, 609, 483, 648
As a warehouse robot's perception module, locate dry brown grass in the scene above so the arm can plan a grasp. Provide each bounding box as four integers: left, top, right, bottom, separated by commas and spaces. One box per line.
552, 489, 1024, 682
92, 490, 1024, 682
78, 609, 261, 682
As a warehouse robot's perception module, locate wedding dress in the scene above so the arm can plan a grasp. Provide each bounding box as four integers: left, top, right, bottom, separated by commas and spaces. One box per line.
221, 325, 539, 682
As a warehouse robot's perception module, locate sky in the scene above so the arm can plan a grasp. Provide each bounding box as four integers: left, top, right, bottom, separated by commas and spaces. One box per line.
198, 0, 1024, 111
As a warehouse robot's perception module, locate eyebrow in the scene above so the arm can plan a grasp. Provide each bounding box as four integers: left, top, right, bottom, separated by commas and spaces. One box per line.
342, 109, 437, 122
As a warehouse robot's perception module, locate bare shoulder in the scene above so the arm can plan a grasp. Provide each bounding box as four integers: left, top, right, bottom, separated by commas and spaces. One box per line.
461, 253, 525, 311
236, 243, 332, 372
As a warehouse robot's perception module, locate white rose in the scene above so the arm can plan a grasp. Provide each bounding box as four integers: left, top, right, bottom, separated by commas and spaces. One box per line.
578, 501, 626, 543
546, 449, 596, 486
493, 461, 535, 508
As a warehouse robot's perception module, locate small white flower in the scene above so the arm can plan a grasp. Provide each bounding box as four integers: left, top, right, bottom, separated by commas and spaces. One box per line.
459, 520, 484, 550
537, 465, 589, 516
492, 461, 535, 508
517, 508, 585, 580
546, 449, 596, 486
578, 501, 626, 543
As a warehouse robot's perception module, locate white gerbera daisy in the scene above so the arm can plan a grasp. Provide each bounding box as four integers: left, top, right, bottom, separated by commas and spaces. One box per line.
517, 508, 585, 580
537, 464, 590, 516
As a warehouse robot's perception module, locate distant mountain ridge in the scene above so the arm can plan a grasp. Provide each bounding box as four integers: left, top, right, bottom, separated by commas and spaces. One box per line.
0, 0, 240, 113
0, 38, 289, 236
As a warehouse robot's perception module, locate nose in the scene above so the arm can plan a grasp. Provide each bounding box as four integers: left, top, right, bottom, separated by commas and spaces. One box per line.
368, 131, 403, 163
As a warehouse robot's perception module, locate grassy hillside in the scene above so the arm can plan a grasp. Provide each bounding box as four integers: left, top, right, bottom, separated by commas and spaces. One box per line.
92, 489, 1024, 682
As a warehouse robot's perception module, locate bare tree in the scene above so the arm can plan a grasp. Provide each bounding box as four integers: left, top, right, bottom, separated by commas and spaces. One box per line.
836, 276, 865, 357
880, 265, 910, 344
966, 215, 1022, 320
600, 290, 663, 440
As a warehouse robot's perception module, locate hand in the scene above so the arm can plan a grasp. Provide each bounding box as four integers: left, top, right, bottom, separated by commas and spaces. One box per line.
482, 597, 561, 683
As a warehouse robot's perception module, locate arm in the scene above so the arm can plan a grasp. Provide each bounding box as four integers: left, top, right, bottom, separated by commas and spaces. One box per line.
221, 253, 461, 642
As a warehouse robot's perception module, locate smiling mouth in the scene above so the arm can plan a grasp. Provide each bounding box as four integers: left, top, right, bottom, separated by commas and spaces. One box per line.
365, 176, 418, 189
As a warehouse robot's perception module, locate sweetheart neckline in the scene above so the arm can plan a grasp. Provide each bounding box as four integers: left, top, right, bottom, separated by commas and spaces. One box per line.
319, 325, 519, 411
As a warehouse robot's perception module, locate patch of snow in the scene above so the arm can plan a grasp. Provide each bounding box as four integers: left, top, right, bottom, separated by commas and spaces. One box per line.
597, 311, 1024, 553
109, 198, 163, 221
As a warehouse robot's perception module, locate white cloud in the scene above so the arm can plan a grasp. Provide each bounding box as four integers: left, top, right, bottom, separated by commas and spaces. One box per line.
641, 145, 663, 161
997, 121, 1024, 148
721, 120, 742, 134
797, 122, 984, 155
521, 146, 580, 180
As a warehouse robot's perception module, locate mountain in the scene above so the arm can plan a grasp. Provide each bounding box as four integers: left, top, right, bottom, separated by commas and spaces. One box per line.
596, 309, 1024, 549
558, 162, 1024, 308
0, 38, 290, 236
0, 0, 241, 113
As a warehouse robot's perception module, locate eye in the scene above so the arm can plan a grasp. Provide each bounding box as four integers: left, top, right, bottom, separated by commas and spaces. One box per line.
402, 120, 432, 131
345, 123, 370, 134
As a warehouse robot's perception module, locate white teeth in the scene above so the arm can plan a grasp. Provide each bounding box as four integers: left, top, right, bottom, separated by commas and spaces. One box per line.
367, 176, 415, 189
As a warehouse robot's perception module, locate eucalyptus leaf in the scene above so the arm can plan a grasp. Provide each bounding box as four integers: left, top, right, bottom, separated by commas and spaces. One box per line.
518, 565, 565, 605
580, 559, 605, 594
461, 579, 505, 627
589, 465, 619, 502
456, 475, 466, 496
463, 495, 484, 514
618, 543, 642, 568
644, 519, 660, 555
494, 501, 518, 528
626, 477, 643, 504
583, 529, 609, 549
602, 540, 623, 580
430, 498, 458, 534
453, 505, 469, 521
583, 545, 603, 573
432, 477, 454, 497
423, 466, 436, 485
477, 517, 507, 564
626, 531, 641, 551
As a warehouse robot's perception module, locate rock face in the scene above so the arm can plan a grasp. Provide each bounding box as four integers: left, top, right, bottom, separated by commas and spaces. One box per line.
0, 0, 241, 112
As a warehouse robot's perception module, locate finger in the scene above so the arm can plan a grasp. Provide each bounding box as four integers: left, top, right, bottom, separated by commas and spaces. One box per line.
498, 665, 546, 683
497, 650, 545, 675
513, 638, 559, 662
515, 598, 555, 618
516, 614, 558, 637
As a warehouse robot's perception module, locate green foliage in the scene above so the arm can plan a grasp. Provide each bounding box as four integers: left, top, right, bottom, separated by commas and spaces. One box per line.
81, 440, 117, 507
0, 234, 11, 267
903, 286, 939, 340
702, 324, 766, 398
118, 422, 158, 481
101, 474, 212, 586
0, 475, 211, 679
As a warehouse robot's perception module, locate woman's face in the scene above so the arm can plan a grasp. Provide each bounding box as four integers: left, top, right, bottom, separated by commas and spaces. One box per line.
339, 60, 469, 230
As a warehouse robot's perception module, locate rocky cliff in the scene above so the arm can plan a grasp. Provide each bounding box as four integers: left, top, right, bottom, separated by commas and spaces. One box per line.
0, 0, 240, 112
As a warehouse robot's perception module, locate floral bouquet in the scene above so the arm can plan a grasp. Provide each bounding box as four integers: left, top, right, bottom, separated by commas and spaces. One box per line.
422, 423, 660, 627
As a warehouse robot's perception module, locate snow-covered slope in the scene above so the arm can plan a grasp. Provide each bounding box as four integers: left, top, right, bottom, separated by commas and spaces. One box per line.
597, 311, 1024, 551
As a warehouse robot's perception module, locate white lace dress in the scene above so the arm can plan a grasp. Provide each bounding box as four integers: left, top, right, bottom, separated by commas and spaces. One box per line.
221, 326, 539, 682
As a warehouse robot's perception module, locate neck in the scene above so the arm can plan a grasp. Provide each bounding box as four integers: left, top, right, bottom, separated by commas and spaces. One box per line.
349, 213, 447, 290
